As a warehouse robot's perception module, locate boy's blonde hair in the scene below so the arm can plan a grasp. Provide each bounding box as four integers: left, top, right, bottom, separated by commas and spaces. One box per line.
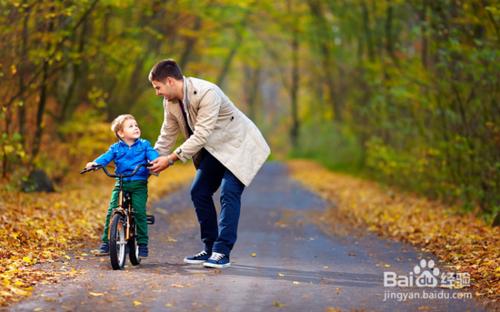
111, 114, 136, 137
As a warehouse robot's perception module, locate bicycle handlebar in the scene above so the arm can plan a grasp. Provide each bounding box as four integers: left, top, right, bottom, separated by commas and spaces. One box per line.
80, 163, 152, 178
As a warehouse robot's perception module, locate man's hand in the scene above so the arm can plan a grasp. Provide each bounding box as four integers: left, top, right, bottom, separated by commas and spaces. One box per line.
150, 154, 178, 174
149, 156, 170, 174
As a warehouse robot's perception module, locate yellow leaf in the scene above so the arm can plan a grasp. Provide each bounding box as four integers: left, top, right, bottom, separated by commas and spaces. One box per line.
89, 291, 104, 297
22, 256, 31, 264
250, 252, 257, 257
0, 290, 12, 297
36, 229, 46, 238
133, 300, 142, 306
10, 287, 28, 296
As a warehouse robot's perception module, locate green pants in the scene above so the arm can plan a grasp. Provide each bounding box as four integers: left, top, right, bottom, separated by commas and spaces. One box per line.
102, 180, 149, 245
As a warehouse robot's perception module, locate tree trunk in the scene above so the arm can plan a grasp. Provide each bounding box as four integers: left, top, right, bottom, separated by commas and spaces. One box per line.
420, 0, 429, 68
18, 2, 31, 144
58, 18, 88, 123
179, 16, 202, 70
288, 0, 300, 148
216, 8, 252, 87
361, 0, 375, 62
308, 0, 341, 122
31, 4, 55, 164
243, 64, 261, 121
385, 1, 398, 65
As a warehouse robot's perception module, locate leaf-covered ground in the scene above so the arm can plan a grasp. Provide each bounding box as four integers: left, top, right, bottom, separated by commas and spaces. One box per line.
0, 164, 194, 306
287, 159, 499, 304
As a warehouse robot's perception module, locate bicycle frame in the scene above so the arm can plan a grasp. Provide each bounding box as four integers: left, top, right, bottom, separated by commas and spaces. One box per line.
80, 163, 150, 241
80, 163, 154, 269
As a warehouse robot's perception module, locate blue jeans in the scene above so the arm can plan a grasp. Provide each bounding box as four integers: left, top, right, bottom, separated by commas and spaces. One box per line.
190, 151, 245, 256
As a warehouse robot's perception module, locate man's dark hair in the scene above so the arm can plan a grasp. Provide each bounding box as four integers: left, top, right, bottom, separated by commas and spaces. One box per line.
148, 59, 183, 82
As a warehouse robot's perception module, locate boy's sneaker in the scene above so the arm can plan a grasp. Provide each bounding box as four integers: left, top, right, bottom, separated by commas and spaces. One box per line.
96, 242, 109, 256
203, 252, 230, 269
138, 244, 148, 257
183, 250, 211, 264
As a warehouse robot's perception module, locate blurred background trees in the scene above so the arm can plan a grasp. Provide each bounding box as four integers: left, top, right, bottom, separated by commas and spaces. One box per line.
0, 0, 498, 221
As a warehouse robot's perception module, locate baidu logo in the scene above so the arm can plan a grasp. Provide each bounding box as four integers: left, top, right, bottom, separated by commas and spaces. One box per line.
413, 259, 440, 287
383, 258, 472, 302
384, 258, 453, 288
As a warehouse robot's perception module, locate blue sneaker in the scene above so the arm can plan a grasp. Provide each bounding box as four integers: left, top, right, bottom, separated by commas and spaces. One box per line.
203, 252, 230, 269
138, 244, 148, 257
96, 242, 109, 256
184, 250, 211, 264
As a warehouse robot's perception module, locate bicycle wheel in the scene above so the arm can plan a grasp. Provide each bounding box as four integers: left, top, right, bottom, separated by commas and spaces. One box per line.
128, 235, 141, 266
109, 214, 127, 270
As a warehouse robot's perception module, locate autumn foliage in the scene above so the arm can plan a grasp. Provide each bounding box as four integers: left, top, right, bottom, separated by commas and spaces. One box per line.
0, 164, 194, 306
288, 160, 499, 303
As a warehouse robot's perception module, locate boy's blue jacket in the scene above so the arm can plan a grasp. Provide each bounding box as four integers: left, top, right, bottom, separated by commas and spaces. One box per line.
94, 138, 159, 181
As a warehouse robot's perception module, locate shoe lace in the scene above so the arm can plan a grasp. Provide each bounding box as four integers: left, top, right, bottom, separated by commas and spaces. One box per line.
195, 250, 208, 257
210, 252, 224, 261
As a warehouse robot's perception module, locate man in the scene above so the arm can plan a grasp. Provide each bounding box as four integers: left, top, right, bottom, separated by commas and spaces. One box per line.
148, 59, 270, 268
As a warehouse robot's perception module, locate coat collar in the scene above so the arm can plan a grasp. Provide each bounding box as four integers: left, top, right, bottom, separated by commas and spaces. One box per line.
182, 76, 189, 106
118, 138, 140, 147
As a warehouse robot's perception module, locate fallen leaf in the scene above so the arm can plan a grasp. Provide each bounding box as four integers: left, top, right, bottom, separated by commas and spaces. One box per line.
272, 300, 285, 308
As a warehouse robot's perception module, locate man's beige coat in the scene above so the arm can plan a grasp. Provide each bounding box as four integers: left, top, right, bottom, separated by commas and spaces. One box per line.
154, 77, 270, 186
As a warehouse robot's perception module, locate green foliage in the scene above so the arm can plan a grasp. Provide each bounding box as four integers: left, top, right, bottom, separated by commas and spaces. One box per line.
0, 0, 497, 220
53, 108, 115, 178
292, 0, 500, 220
291, 122, 363, 173
0, 132, 26, 164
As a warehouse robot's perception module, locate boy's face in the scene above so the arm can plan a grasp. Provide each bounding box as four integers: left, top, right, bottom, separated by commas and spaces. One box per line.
118, 119, 140, 141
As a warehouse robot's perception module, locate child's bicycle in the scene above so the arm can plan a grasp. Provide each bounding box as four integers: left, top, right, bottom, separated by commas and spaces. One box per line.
80, 163, 155, 270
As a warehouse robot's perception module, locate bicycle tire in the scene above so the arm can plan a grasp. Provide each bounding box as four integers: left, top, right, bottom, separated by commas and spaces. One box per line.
128, 235, 141, 266
109, 214, 127, 270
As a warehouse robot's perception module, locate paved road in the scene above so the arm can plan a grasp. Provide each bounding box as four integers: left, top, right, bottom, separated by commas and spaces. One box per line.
9, 163, 484, 311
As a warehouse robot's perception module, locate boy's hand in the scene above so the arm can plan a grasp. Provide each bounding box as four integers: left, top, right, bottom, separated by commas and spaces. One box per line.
85, 161, 98, 169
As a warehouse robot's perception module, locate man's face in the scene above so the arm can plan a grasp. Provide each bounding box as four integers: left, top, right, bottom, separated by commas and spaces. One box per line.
151, 78, 175, 100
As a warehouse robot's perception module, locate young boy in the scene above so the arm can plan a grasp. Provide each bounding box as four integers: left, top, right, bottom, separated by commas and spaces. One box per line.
85, 114, 159, 257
